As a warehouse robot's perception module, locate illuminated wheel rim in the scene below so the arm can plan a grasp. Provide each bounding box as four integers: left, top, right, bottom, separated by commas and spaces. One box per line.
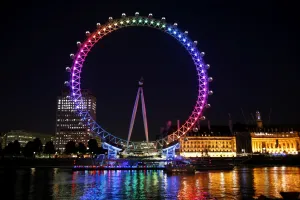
67, 13, 211, 147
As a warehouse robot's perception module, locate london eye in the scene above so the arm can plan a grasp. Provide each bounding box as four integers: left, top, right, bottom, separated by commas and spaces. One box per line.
64, 12, 213, 149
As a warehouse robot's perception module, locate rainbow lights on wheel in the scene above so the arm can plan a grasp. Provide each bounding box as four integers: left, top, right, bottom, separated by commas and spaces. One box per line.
65, 12, 213, 147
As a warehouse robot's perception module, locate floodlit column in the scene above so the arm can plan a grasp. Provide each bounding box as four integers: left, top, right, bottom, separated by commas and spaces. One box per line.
140, 88, 149, 144
127, 88, 141, 148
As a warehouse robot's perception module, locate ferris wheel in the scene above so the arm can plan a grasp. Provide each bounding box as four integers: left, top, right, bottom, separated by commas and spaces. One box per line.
65, 12, 213, 148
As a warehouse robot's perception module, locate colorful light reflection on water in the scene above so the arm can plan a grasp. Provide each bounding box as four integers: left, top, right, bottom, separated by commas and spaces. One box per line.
1, 167, 300, 199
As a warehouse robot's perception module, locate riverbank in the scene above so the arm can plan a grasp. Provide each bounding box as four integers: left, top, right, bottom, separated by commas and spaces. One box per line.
0, 165, 74, 169
0, 157, 90, 168
240, 154, 300, 166
1, 155, 300, 169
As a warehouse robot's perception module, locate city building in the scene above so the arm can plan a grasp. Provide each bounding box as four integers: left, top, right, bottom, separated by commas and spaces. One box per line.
55, 89, 96, 151
235, 110, 300, 155
249, 111, 300, 154
250, 130, 299, 154
176, 110, 300, 157
1, 130, 54, 147
234, 123, 252, 154
179, 125, 237, 157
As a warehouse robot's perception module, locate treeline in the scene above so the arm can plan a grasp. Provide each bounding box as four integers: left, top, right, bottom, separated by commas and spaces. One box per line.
0, 138, 106, 158
64, 139, 106, 155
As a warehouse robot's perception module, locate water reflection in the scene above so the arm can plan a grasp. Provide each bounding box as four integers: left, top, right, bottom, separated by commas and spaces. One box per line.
0, 167, 299, 199
76, 170, 170, 200
253, 167, 300, 198
237, 167, 255, 199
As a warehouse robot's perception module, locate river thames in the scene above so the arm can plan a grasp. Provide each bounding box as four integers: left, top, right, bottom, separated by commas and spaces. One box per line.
1, 167, 300, 199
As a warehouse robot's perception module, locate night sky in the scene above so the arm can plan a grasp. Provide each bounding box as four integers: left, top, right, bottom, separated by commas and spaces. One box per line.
1, 1, 299, 141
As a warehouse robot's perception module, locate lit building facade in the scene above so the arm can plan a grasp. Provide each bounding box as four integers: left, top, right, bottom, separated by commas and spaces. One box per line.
55, 89, 96, 151
178, 111, 300, 156
179, 126, 237, 157
2, 130, 54, 147
251, 131, 300, 154
250, 110, 300, 154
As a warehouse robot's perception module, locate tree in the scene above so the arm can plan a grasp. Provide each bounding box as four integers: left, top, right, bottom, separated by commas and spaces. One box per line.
77, 142, 86, 154
44, 141, 55, 157
88, 139, 98, 154
33, 138, 43, 153
96, 146, 106, 155
23, 141, 35, 157
4, 142, 14, 155
12, 140, 21, 155
65, 141, 77, 154
3, 140, 20, 155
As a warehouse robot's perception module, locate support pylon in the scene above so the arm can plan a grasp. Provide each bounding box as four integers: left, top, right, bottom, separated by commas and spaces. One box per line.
127, 77, 149, 148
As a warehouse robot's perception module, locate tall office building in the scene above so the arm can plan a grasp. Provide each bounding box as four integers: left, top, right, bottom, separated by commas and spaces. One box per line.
55, 89, 96, 151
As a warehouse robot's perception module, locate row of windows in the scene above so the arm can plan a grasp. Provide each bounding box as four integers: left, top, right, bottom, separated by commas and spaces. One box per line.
56, 138, 87, 141
254, 143, 295, 148
182, 141, 233, 144
57, 123, 87, 126
7, 135, 35, 138
57, 125, 88, 127
56, 134, 88, 137
55, 137, 89, 143
255, 145, 295, 149
182, 145, 232, 148
55, 137, 88, 141
182, 149, 234, 152
57, 119, 81, 122
58, 102, 93, 106
58, 99, 92, 102
57, 110, 95, 115
55, 141, 89, 145
56, 131, 89, 134
7, 136, 51, 141
56, 123, 94, 126
58, 106, 92, 110
58, 100, 93, 103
